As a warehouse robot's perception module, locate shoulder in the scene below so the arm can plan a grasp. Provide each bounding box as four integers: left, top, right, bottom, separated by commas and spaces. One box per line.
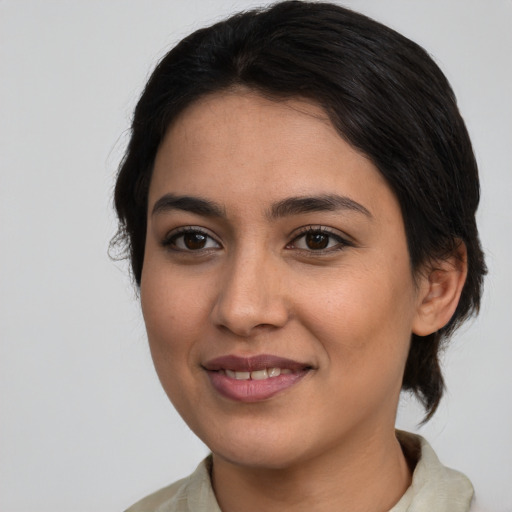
394, 430, 475, 512
124, 456, 219, 512
124, 478, 187, 512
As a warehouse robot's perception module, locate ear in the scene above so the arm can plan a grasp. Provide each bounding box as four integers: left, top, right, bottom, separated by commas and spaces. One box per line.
412, 242, 468, 337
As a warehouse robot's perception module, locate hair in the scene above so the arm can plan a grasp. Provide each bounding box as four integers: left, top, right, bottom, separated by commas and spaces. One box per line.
113, 0, 486, 421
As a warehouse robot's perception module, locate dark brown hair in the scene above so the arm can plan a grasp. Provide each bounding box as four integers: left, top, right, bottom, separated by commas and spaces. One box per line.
113, 1, 486, 420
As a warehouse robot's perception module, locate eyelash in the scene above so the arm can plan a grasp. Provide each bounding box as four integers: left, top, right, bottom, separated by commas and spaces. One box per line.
287, 226, 352, 253
161, 226, 221, 252
161, 225, 352, 254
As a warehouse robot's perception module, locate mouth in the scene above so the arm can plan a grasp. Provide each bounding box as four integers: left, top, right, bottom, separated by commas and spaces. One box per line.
202, 354, 313, 402
221, 367, 293, 380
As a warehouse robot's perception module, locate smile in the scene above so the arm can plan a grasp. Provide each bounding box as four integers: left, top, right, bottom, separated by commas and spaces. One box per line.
223, 367, 293, 380
203, 354, 312, 402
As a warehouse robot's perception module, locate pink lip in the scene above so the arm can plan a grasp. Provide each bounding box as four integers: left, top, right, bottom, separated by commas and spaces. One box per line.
203, 354, 312, 403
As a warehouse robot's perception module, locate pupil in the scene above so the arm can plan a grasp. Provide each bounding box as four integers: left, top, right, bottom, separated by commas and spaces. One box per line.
306, 232, 328, 250
184, 233, 206, 250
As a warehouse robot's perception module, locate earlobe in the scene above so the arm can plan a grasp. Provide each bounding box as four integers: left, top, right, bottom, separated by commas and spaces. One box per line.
412, 242, 468, 337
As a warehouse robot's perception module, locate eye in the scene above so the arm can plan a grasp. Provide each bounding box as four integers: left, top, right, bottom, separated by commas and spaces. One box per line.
288, 227, 350, 252
163, 228, 221, 252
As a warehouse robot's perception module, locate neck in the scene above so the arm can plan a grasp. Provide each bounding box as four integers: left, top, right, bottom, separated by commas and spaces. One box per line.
211, 428, 412, 512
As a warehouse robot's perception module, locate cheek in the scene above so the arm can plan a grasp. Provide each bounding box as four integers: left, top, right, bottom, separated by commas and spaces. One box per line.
139, 267, 208, 416
297, 260, 416, 370
140, 263, 205, 366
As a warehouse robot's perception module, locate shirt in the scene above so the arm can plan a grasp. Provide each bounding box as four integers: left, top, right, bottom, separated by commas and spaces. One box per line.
125, 431, 477, 512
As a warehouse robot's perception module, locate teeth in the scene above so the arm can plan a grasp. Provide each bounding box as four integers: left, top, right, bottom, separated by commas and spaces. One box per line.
224, 367, 291, 380
268, 367, 281, 377
251, 369, 268, 380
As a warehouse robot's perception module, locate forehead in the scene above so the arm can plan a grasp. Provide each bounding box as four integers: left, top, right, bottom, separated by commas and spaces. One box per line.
149, 91, 396, 220
162, 91, 338, 168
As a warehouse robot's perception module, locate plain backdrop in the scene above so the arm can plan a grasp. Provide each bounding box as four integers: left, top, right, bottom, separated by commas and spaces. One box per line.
1, 1, 511, 511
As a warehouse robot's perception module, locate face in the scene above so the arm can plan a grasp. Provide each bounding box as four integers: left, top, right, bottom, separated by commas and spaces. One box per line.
141, 91, 426, 470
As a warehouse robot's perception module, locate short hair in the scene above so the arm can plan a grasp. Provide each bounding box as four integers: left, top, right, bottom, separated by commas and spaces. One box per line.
113, 0, 486, 420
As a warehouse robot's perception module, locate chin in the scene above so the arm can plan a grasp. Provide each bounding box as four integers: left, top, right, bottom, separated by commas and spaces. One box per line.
204, 421, 316, 470
212, 442, 303, 470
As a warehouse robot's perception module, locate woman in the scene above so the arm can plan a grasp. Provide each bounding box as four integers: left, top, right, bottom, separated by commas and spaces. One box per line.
113, 2, 486, 511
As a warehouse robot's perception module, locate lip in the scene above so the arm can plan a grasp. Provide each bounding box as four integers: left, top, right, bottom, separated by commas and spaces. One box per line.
203, 354, 310, 372
203, 354, 312, 403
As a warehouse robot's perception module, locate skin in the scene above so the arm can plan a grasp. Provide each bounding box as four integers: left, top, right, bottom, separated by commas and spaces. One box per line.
141, 90, 465, 512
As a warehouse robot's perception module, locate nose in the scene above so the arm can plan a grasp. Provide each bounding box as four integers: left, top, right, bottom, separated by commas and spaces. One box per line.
211, 249, 290, 337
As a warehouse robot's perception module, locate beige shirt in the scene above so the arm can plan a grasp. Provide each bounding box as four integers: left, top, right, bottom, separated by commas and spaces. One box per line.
125, 432, 477, 512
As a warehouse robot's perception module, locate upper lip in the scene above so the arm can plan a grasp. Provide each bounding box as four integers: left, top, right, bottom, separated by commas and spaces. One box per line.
202, 354, 312, 372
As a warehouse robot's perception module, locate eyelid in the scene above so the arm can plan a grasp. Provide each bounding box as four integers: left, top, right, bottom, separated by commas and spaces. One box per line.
161, 225, 222, 250
287, 225, 354, 252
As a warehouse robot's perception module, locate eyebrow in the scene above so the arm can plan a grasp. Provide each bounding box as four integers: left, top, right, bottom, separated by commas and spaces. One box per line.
151, 193, 372, 219
267, 194, 372, 219
151, 194, 225, 217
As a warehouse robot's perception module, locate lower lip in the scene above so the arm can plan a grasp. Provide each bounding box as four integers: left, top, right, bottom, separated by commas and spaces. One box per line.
207, 371, 308, 402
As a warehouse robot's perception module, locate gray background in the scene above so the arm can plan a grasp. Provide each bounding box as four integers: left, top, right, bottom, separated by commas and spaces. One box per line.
1, 1, 511, 510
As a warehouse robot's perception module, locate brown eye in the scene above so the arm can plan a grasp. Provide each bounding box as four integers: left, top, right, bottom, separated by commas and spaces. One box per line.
183, 232, 207, 250
305, 232, 329, 250
289, 227, 349, 252
163, 229, 221, 251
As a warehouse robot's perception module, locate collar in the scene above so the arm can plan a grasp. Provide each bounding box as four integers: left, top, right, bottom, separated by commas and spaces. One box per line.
127, 431, 474, 512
